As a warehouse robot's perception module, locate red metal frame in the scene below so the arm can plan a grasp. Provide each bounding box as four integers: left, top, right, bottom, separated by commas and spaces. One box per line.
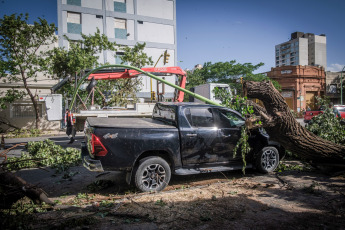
88, 66, 187, 102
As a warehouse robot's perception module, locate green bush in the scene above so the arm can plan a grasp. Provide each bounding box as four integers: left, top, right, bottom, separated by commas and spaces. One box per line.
306, 97, 345, 145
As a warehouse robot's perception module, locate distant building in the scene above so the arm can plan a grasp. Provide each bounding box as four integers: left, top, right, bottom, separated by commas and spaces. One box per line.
193, 64, 203, 71
275, 32, 326, 69
325, 71, 344, 105
266, 65, 325, 112
57, 0, 176, 66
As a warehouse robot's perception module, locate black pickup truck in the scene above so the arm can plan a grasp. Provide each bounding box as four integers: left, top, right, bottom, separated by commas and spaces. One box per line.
82, 102, 284, 192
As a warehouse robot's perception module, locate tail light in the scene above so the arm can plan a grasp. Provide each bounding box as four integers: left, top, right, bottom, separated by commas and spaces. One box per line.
91, 134, 108, 156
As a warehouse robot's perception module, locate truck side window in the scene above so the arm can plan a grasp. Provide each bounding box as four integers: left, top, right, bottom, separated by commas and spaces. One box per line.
185, 108, 215, 128
218, 110, 245, 128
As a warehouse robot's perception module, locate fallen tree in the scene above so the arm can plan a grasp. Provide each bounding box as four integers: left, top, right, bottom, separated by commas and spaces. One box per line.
0, 140, 81, 209
243, 81, 345, 164
0, 167, 53, 209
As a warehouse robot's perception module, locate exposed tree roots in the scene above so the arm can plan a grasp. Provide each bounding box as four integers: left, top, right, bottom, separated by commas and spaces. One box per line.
244, 81, 345, 164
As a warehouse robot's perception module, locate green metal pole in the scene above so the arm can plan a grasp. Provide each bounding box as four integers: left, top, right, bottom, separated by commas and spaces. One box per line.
341, 66, 345, 105
69, 64, 221, 111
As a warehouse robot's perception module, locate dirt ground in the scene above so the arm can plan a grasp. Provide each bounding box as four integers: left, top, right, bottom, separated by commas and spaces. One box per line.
4, 161, 345, 229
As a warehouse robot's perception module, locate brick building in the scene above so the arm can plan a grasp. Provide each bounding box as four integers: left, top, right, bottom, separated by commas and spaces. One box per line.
266, 65, 325, 112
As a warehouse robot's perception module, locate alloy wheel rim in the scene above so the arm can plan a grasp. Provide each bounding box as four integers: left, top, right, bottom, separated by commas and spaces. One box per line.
261, 149, 277, 170
141, 164, 166, 190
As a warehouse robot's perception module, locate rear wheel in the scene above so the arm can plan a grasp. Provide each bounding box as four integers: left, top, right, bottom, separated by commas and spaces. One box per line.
134, 156, 171, 192
256, 146, 279, 173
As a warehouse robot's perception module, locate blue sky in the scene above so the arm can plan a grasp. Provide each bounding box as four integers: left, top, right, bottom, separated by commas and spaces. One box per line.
1, 0, 345, 73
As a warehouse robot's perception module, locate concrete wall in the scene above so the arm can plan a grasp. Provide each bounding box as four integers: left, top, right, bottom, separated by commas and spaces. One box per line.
82, 13, 104, 34
298, 38, 309, 66
0, 96, 60, 132
83, 0, 102, 9
0, 80, 61, 131
138, 22, 174, 44
314, 35, 327, 69
137, 0, 174, 20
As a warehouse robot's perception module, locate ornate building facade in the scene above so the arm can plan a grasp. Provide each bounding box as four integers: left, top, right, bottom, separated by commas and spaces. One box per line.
266, 65, 325, 112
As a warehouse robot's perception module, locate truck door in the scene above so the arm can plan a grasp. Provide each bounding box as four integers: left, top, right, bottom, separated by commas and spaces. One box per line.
214, 109, 244, 162
180, 107, 220, 165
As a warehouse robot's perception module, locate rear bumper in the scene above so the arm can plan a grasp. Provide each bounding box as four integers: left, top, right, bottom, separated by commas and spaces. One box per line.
81, 141, 104, 172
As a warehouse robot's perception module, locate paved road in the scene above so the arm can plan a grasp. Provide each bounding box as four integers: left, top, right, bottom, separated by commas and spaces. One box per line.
3, 133, 85, 157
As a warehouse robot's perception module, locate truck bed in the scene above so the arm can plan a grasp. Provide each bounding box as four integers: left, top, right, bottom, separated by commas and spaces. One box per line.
87, 117, 176, 129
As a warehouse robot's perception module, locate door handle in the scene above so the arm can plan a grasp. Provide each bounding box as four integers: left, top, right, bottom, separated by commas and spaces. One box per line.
186, 133, 197, 137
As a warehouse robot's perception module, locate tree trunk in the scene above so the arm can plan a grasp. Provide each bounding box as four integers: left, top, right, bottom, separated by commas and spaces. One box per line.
21, 68, 41, 129
243, 81, 345, 164
0, 168, 53, 209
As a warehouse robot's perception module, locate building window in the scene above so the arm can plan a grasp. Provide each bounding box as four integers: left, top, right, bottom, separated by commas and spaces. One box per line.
114, 0, 126, 13
67, 0, 81, 6
115, 52, 125, 64
329, 84, 337, 94
11, 104, 43, 118
114, 18, 127, 39
67, 12, 82, 34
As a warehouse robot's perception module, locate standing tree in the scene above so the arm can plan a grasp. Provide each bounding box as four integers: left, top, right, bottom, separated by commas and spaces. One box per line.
185, 61, 281, 95
49, 29, 117, 79
105, 43, 153, 106
0, 14, 56, 129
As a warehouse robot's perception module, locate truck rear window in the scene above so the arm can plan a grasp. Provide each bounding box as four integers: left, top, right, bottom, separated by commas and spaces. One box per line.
152, 104, 176, 125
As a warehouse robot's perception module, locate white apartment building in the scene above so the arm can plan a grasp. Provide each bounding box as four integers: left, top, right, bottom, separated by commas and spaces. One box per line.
57, 0, 177, 100
57, 0, 176, 66
275, 32, 327, 69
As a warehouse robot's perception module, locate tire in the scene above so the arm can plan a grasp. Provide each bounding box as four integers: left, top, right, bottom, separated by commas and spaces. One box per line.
256, 146, 279, 173
134, 156, 171, 192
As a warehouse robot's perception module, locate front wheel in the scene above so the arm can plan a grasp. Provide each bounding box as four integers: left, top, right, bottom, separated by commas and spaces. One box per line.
134, 156, 171, 192
256, 146, 279, 173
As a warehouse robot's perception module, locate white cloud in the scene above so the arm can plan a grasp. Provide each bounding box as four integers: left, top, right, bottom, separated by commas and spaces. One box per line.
327, 63, 345, 72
